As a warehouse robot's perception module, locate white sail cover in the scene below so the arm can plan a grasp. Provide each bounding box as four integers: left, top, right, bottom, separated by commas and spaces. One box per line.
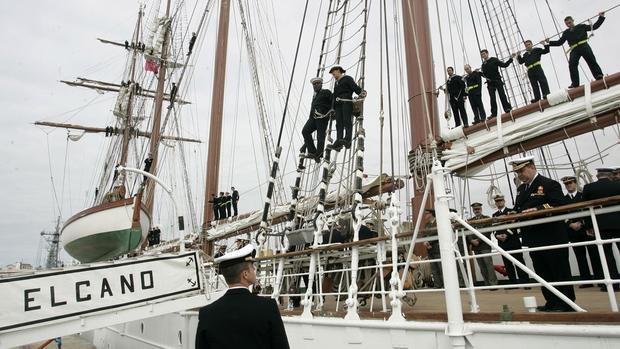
113, 85, 131, 118
441, 84, 620, 171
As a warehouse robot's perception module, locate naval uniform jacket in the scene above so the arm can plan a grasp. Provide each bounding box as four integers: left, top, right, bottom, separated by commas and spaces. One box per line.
446, 74, 467, 101
564, 192, 588, 240
464, 71, 483, 95
581, 178, 620, 232
481, 57, 513, 85
493, 207, 521, 249
333, 75, 362, 105
549, 16, 605, 47
195, 288, 290, 349
517, 46, 550, 70
310, 88, 333, 118
513, 174, 567, 247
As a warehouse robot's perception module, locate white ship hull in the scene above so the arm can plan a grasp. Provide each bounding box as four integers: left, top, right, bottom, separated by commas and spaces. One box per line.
60, 197, 151, 263
88, 311, 620, 349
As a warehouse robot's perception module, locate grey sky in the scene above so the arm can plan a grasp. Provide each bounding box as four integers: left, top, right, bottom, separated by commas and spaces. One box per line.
1, 0, 619, 266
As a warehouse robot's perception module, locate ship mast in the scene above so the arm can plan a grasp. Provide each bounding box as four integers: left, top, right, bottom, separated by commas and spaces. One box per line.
145, 0, 173, 214
401, 0, 437, 216
201, 0, 231, 244
119, 7, 144, 166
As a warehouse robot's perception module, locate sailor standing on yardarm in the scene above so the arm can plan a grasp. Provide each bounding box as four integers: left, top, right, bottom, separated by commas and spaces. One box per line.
516, 40, 550, 103
446, 66, 469, 128
547, 12, 606, 88
479, 49, 513, 118
464, 64, 486, 124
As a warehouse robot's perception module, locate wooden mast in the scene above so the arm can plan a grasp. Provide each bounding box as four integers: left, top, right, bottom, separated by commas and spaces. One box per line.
401, 0, 437, 217
119, 7, 144, 166
201, 0, 231, 244
145, 0, 173, 214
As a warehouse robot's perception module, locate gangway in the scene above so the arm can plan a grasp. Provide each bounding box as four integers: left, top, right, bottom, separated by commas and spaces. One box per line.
0, 251, 214, 348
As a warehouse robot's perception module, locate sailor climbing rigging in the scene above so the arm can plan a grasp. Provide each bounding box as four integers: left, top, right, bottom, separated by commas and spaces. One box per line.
301, 77, 332, 163
547, 12, 606, 88
329, 66, 366, 151
516, 40, 551, 103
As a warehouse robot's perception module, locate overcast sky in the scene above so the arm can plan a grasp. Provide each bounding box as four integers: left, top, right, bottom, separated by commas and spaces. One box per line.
1, 0, 619, 267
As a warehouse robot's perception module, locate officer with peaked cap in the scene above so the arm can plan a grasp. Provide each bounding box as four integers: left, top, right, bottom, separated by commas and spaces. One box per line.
196, 245, 290, 349
300, 77, 333, 165
492, 194, 529, 286
582, 167, 620, 292
510, 156, 575, 311
467, 202, 498, 288
562, 175, 602, 287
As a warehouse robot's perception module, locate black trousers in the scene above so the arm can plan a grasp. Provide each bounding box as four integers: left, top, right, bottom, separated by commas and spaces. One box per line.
226, 204, 231, 217
569, 232, 603, 280
449, 98, 468, 127
212, 207, 219, 220
302, 116, 329, 155
530, 247, 576, 308
569, 43, 603, 87
602, 230, 620, 280
468, 93, 486, 122
232, 201, 238, 216
528, 66, 550, 101
218, 207, 227, 219
487, 82, 512, 117
498, 240, 529, 282
334, 102, 353, 142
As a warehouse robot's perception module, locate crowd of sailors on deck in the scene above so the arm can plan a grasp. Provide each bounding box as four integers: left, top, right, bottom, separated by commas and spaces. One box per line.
209, 187, 240, 222
424, 157, 620, 312
442, 11, 607, 128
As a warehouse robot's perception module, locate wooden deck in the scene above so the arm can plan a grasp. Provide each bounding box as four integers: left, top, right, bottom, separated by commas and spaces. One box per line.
281, 287, 620, 323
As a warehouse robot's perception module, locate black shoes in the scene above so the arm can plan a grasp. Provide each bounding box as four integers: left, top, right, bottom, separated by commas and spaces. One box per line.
332, 139, 351, 151
531, 99, 540, 104
578, 284, 594, 289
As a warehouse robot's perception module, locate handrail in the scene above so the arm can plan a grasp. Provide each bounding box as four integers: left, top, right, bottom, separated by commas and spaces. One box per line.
254, 196, 620, 261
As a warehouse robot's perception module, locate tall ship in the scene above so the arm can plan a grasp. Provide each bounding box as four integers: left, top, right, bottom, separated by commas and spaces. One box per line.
2, 0, 620, 348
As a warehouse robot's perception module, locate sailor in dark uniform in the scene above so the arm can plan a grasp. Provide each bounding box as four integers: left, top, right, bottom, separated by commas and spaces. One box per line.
301, 77, 333, 162
510, 156, 576, 311
547, 12, 606, 88
492, 194, 529, 286
446, 67, 469, 128
209, 193, 220, 221
517, 40, 550, 103
218, 191, 227, 219
464, 64, 486, 124
196, 244, 290, 349
479, 49, 513, 118
231, 186, 240, 216
581, 168, 620, 292
467, 202, 497, 288
329, 66, 367, 151
562, 176, 602, 287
